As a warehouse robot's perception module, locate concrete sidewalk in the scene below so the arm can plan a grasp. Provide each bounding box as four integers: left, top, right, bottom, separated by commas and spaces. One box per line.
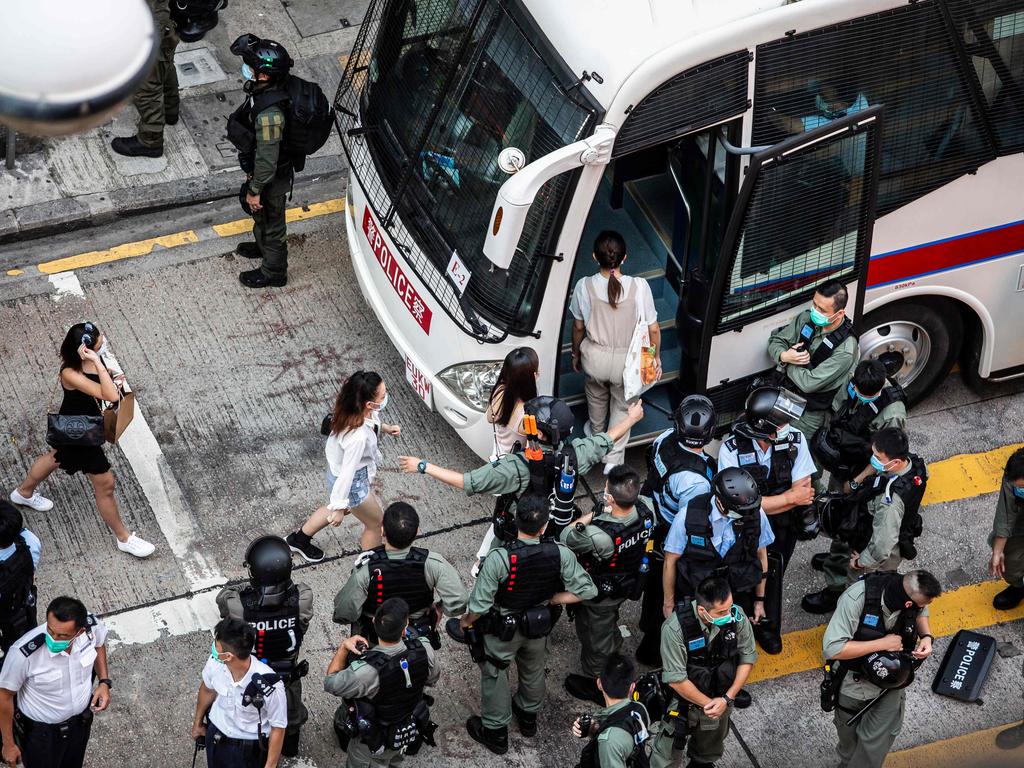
0, 0, 367, 243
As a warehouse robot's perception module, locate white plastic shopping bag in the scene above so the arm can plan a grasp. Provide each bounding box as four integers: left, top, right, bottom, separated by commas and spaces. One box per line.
623, 314, 660, 400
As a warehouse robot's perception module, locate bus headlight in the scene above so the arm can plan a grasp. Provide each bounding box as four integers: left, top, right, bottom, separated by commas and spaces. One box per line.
438, 361, 502, 412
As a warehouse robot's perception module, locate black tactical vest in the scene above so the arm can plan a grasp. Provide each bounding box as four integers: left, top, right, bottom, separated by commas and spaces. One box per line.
360, 547, 435, 618
675, 603, 740, 698
581, 501, 655, 597
848, 454, 928, 557
225, 86, 293, 170
676, 493, 763, 595
494, 540, 564, 610
789, 319, 856, 409
362, 640, 430, 724
725, 432, 800, 498
240, 584, 305, 666
578, 702, 651, 768
493, 445, 579, 541
645, 436, 716, 522
0, 537, 35, 643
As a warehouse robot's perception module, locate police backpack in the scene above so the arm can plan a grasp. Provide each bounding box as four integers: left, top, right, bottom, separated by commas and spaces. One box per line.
279, 75, 335, 171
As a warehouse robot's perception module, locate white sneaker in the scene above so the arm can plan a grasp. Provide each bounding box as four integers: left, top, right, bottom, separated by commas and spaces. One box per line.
117, 533, 155, 558
10, 488, 53, 512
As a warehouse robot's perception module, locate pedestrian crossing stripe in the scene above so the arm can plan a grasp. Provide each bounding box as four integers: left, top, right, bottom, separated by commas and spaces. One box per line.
747, 580, 1024, 684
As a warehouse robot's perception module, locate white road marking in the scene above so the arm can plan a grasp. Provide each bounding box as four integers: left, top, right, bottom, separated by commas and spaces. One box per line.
48, 270, 85, 300
104, 591, 220, 649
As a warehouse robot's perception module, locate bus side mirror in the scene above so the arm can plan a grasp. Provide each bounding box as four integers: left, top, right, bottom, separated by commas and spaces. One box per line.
482, 124, 617, 270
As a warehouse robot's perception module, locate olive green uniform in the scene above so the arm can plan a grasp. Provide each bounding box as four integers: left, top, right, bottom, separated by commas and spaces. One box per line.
135, 1, 179, 149
324, 638, 439, 768
332, 546, 469, 628
247, 102, 291, 281
592, 699, 650, 768
823, 580, 930, 768
768, 309, 860, 437
216, 583, 314, 740
560, 504, 645, 676
650, 603, 757, 768
468, 537, 598, 729
824, 464, 912, 592
989, 478, 1024, 587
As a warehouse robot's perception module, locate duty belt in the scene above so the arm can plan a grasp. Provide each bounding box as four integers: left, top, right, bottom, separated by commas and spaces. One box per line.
15, 706, 93, 734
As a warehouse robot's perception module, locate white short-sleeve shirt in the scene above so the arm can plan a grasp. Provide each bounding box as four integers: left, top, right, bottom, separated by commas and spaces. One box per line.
718, 424, 816, 484
569, 273, 658, 325
202, 656, 287, 739
0, 619, 107, 724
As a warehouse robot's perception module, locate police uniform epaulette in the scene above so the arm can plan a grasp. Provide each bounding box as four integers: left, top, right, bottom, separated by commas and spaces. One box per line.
353, 550, 373, 569
20, 633, 46, 657
86, 613, 98, 628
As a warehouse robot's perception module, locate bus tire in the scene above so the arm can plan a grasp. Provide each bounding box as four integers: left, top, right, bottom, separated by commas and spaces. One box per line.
859, 299, 962, 405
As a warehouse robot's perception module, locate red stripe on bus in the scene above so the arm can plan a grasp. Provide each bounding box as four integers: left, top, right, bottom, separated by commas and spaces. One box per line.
867, 221, 1024, 287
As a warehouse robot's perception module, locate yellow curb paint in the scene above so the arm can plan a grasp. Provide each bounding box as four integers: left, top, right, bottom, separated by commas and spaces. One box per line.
886, 723, 1023, 768
6, 269, 24, 276
748, 580, 1024, 684
923, 443, 1024, 506
211, 198, 344, 237
36, 231, 200, 274
211, 218, 254, 237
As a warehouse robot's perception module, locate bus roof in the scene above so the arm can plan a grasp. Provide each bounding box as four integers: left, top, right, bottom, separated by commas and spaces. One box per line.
525, 0, 787, 110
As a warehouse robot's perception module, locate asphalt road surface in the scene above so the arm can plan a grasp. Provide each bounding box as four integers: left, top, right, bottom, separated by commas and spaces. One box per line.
1, 199, 1022, 768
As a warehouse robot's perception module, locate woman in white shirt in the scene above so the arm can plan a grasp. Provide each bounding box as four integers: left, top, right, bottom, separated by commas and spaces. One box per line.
286, 371, 400, 562
570, 230, 660, 471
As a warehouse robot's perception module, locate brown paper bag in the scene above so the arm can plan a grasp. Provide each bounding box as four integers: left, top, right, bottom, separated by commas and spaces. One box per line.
104, 390, 135, 444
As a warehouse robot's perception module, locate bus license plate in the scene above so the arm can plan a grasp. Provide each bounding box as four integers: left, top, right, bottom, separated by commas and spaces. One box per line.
405, 355, 433, 410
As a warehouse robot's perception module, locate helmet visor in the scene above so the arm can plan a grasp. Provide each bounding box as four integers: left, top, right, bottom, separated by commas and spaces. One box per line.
768, 388, 807, 428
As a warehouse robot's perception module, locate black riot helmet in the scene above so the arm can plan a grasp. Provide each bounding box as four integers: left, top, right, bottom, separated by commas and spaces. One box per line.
713, 467, 762, 516
230, 33, 294, 78
733, 387, 807, 441
524, 396, 575, 446
673, 394, 717, 448
860, 651, 915, 690
244, 536, 293, 595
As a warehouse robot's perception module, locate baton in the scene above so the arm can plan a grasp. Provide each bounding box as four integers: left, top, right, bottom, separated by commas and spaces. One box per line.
576, 472, 602, 508
640, 396, 673, 417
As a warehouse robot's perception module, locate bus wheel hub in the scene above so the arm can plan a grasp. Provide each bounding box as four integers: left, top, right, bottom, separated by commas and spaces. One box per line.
860, 322, 931, 387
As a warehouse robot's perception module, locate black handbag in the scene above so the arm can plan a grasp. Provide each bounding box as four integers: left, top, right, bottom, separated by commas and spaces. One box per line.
45, 375, 105, 447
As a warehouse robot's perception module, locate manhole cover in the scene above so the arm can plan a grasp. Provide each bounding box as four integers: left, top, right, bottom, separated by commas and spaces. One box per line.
175, 48, 228, 88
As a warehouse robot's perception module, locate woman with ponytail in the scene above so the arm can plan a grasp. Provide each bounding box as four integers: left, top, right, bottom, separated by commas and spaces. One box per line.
569, 230, 660, 471
286, 371, 400, 561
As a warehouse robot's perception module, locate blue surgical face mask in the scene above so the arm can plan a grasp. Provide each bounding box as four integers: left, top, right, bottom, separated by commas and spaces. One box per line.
211, 641, 227, 664
45, 631, 74, 653
809, 307, 835, 327
241, 63, 255, 81
701, 605, 740, 627
870, 455, 896, 474
849, 383, 879, 404
371, 393, 389, 412
1013, 486, 1024, 500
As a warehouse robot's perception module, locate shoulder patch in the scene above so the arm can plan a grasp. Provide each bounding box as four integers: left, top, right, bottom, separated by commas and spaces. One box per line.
20, 633, 46, 657
86, 613, 98, 628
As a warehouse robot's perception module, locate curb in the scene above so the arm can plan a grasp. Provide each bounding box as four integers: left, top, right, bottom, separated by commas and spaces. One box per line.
1, 153, 347, 246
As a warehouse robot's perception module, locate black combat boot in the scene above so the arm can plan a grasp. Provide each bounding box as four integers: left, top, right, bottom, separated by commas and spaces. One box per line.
239, 268, 287, 288
466, 716, 508, 755
993, 584, 1024, 610
811, 552, 828, 572
111, 136, 163, 158
802, 588, 842, 614
236, 241, 262, 259
511, 699, 537, 736
564, 674, 603, 706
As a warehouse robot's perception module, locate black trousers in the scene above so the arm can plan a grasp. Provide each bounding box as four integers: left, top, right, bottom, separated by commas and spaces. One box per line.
768, 523, 798, 573
14, 709, 93, 768
636, 520, 671, 661
205, 723, 263, 768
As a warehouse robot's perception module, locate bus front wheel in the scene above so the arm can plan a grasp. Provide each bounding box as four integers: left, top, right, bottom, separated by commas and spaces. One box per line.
859, 299, 962, 405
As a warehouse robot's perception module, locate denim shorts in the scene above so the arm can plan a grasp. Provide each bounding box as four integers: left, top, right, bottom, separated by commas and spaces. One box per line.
327, 466, 370, 508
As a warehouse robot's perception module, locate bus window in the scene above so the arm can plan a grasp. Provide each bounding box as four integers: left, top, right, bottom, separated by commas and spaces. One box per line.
946, 0, 1024, 152
752, 1, 994, 217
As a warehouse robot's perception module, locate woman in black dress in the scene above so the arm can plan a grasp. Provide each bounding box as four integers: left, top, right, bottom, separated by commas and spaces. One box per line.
9, 323, 155, 558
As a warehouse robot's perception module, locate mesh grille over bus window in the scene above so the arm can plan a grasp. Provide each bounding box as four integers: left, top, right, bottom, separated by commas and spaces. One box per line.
945, 0, 1024, 153
612, 51, 750, 158
717, 118, 879, 332
752, 1, 995, 217
334, 0, 597, 341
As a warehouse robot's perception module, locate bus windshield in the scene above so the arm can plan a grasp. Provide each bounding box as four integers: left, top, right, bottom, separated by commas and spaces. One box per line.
359, 0, 596, 333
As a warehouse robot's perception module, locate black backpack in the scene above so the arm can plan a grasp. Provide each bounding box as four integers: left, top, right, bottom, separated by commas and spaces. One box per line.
279, 75, 335, 171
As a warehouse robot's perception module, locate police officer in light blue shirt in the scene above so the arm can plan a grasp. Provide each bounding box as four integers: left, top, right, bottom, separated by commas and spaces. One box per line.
0, 501, 41, 667
637, 395, 717, 666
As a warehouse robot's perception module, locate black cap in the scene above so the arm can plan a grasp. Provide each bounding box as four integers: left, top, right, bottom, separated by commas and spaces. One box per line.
860, 651, 914, 690
524, 396, 575, 446
673, 394, 716, 447
244, 536, 292, 591
734, 387, 806, 441
230, 34, 293, 77
713, 467, 761, 514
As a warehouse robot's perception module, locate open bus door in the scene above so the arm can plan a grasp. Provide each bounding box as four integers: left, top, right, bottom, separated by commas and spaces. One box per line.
676, 105, 884, 422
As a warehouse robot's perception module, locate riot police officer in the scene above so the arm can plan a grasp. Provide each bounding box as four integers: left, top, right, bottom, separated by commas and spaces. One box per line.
0, 501, 40, 669
448, 496, 598, 755
325, 598, 438, 768
804, 428, 928, 614
767, 279, 859, 437
216, 536, 313, 757
572, 654, 651, 768
636, 395, 717, 666
400, 397, 644, 547
227, 34, 295, 289
332, 502, 467, 643
987, 447, 1024, 610
822, 571, 939, 768
561, 466, 655, 704
649, 576, 757, 768
718, 387, 816, 652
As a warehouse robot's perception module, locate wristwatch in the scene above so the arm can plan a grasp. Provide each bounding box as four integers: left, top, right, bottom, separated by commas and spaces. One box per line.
849, 480, 861, 490
722, 693, 733, 705
98, 678, 113, 690
417, 459, 428, 474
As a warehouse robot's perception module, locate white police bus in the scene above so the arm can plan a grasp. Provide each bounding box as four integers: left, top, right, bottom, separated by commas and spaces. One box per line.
335, 0, 1024, 458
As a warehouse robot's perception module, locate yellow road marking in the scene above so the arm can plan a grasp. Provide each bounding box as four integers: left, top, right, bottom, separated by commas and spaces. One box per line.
749, 580, 1024, 684
6, 269, 23, 276
212, 197, 346, 237
924, 443, 1023, 506
886, 723, 1024, 768
36, 231, 200, 274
